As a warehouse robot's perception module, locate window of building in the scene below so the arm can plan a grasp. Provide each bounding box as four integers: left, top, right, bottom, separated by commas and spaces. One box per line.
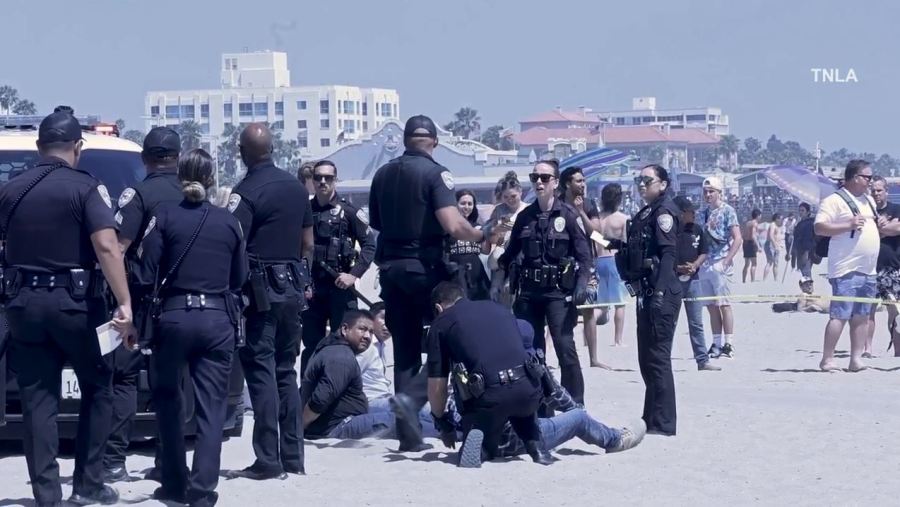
374, 102, 379, 116
320, 119, 330, 129
362, 102, 367, 116
342, 101, 354, 114
642, 116, 655, 122
708, 115, 717, 122
254, 102, 268, 116
320, 100, 329, 114
200, 123, 210, 134
614, 117, 625, 125
393, 104, 397, 118
200, 104, 209, 118
297, 120, 307, 129
344, 120, 355, 133
239, 103, 253, 116
165, 105, 179, 118
275, 101, 284, 115
686, 114, 706, 121
271, 120, 284, 131
321, 138, 330, 147
297, 100, 307, 110
181, 105, 195, 119
150, 106, 160, 116
380, 103, 392, 117
363, 121, 368, 131
224, 103, 233, 117
298, 133, 308, 148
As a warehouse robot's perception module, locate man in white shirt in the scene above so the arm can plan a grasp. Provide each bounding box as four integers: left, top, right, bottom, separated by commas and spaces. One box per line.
814, 160, 880, 372
369, 302, 394, 377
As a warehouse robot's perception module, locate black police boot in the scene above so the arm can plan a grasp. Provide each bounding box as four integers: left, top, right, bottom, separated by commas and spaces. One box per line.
457, 429, 484, 468
103, 464, 128, 483
68, 485, 120, 506
525, 440, 553, 466
225, 463, 288, 481
152, 486, 187, 504
389, 394, 432, 453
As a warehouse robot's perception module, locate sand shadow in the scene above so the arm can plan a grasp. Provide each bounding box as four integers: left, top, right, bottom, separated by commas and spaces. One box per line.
383, 451, 456, 465
871, 366, 900, 372
555, 448, 600, 457
761, 368, 830, 373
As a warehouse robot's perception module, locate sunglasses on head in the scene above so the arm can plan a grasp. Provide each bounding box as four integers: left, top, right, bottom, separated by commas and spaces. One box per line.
313, 174, 335, 183
634, 176, 658, 186
529, 173, 555, 184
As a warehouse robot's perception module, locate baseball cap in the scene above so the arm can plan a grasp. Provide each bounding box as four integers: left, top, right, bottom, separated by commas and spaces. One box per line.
37, 111, 84, 145
142, 127, 181, 157
403, 115, 438, 140
702, 176, 723, 192
673, 195, 695, 213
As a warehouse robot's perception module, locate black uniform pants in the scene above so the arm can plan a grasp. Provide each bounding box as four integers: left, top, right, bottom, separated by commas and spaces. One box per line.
379, 259, 441, 440
461, 378, 543, 458
513, 290, 585, 403
152, 308, 234, 506
103, 346, 144, 468
239, 298, 304, 473
300, 282, 356, 376
635, 287, 682, 435
6, 289, 112, 504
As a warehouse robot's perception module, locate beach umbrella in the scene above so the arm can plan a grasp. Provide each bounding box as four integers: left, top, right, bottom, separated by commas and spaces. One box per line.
761, 165, 838, 203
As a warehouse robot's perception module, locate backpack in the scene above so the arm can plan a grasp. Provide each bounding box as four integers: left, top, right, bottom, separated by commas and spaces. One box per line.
811, 189, 877, 265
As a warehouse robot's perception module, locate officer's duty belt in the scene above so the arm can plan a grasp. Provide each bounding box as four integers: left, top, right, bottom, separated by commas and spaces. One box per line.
485, 364, 528, 386
520, 266, 560, 288
161, 293, 228, 312
17, 271, 87, 289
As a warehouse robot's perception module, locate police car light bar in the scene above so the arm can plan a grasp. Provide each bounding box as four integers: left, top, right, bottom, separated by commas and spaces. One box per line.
0, 114, 104, 129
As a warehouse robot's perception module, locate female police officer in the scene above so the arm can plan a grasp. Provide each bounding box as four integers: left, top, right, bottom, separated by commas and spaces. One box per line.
493, 160, 592, 404
617, 164, 681, 436
139, 149, 248, 506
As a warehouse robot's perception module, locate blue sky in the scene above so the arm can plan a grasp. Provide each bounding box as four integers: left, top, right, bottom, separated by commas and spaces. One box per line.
3, 0, 898, 154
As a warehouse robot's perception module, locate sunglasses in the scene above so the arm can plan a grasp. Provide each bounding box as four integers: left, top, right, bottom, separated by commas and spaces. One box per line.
634, 176, 659, 186
858, 174, 873, 182
529, 173, 555, 184
313, 174, 336, 183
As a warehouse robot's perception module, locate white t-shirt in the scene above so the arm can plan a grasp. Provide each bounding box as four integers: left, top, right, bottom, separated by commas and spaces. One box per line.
355, 343, 393, 402
814, 190, 880, 279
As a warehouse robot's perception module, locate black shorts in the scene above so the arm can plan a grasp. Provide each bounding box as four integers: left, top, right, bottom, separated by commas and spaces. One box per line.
743, 240, 758, 259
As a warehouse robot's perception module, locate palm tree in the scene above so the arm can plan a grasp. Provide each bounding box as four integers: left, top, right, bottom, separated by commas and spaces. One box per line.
718, 135, 740, 170
123, 129, 145, 145
217, 124, 242, 185
0, 86, 19, 116
175, 120, 203, 152
445, 107, 481, 139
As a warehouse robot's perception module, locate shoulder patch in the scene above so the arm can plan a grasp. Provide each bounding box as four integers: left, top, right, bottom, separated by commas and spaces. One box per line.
441, 171, 455, 190
356, 208, 369, 225
118, 188, 136, 208
227, 194, 242, 213
97, 185, 112, 208
553, 216, 566, 233
657, 213, 674, 233
143, 216, 157, 238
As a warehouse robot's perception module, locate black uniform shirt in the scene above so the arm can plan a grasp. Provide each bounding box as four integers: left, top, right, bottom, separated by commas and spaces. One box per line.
301, 332, 369, 438
792, 216, 816, 254
632, 193, 680, 292
676, 221, 709, 281
426, 299, 531, 379
310, 192, 376, 279
368, 149, 457, 261
877, 201, 900, 270
116, 171, 182, 247
498, 198, 592, 271
229, 160, 312, 263
139, 201, 247, 294
0, 157, 117, 271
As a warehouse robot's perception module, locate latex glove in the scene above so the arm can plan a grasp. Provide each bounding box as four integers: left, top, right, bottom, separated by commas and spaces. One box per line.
574, 276, 589, 306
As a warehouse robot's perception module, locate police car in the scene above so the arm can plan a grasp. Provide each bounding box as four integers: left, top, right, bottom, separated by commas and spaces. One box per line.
0, 117, 245, 440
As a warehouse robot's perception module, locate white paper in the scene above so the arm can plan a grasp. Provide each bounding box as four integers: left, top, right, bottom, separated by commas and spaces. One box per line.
96, 321, 123, 356
590, 231, 610, 248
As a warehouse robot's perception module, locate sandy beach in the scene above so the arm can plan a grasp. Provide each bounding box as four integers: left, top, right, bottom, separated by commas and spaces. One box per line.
1, 265, 898, 506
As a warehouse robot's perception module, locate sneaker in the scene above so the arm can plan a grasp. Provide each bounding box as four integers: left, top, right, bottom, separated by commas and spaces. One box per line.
607, 419, 647, 453
708, 344, 722, 359
457, 429, 484, 468
697, 361, 722, 371
720, 343, 735, 359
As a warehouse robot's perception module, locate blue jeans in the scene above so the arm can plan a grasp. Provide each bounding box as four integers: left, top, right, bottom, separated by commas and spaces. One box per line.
681, 279, 710, 364
828, 271, 877, 320
324, 397, 437, 440
539, 409, 621, 451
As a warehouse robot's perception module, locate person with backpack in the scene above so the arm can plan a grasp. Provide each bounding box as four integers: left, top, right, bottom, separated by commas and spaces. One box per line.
813, 160, 880, 372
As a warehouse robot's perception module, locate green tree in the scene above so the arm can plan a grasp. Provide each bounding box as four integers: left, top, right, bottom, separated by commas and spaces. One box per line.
123, 129, 145, 145
217, 124, 242, 186
272, 130, 300, 170
115, 119, 126, 132
175, 120, 203, 152
11, 99, 36, 115
718, 135, 740, 170
0, 85, 19, 115
874, 153, 898, 176
479, 125, 503, 149
443, 107, 481, 140
647, 144, 666, 164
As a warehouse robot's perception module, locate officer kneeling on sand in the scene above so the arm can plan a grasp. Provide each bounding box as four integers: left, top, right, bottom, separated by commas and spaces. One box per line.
395, 281, 551, 468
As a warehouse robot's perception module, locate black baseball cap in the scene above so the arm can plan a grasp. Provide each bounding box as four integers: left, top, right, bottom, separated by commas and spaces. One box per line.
142, 127, 181, 157
403, 115, 438, 140
37, 111, 84, 145
673, 195, 695, 213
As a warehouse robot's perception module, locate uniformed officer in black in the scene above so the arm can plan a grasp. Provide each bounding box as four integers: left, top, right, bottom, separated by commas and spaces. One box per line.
493, 159, 592, 404
422, 282, 550, 468
301, 160, 375, 375
138, 149, 247, 507
368, 115, 494, 451
0, 111, 134, 506
104, 126, 184, 482
228, 123, 312, 479
619, 164, 682, 436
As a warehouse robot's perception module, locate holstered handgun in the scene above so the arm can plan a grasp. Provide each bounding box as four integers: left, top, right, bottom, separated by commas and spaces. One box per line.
559, 257, 576, 291
247, 267, 271, 313
226, 292, 246, 348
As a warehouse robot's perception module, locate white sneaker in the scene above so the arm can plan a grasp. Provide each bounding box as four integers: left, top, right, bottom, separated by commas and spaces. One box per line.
607, 419, 647, 453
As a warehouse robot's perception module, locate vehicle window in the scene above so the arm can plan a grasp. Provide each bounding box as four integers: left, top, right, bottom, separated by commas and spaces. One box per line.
0, 149, 144, 198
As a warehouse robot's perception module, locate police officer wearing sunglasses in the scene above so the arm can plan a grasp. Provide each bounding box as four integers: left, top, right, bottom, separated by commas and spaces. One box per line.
493, 159, 592, 404
615, 164, 681, 436
301, 160, 375, 376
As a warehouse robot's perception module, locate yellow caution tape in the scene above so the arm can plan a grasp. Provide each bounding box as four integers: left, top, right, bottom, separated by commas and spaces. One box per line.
575, 293, 895, 310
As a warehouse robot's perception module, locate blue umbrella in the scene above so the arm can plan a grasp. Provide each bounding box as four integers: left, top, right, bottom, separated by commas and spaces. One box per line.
761, 165, 838, 203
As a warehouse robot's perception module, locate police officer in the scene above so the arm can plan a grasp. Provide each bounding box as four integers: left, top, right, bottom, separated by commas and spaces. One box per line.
493, 159, 592, 404
0, 111, 133, 506
368, 115, 495, 451
420, 282, 551, 468
138, 149, 247, 506
228, 123, 312, 479
301, 160, 375, 375
104, 126, 184, 482
617, 164, 681, 436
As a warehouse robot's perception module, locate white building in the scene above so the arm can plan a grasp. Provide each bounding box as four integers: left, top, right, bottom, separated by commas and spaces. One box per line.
598, 97, 730, 135
144, 51, 400, 157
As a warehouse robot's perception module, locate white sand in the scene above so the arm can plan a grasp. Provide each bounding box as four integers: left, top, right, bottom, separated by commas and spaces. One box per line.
1, 264, 898, 506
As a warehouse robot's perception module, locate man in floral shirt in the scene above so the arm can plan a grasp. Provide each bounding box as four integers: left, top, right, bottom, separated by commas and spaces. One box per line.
697, 177, 743, 359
